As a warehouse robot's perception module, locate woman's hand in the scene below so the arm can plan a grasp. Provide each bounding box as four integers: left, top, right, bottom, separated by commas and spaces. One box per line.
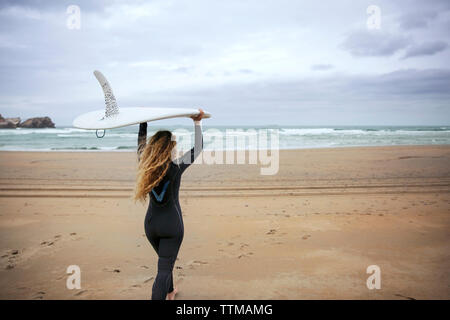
191, 108, 205, 122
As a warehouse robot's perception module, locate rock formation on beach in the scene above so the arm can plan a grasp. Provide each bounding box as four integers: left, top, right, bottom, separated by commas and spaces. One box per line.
0, 114, 20, 128
0, 114, 55, 129
18, 116, 55, 128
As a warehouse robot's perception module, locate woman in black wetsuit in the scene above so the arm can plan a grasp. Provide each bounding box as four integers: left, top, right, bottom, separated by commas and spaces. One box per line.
134, 109, 204, 300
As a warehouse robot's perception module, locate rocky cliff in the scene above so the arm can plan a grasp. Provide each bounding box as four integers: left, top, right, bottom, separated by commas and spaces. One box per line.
0, 114, 55, 129
18, 117, 55, 128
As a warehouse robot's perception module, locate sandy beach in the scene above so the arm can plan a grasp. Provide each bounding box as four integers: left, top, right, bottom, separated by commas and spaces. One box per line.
0, 145, 449, 300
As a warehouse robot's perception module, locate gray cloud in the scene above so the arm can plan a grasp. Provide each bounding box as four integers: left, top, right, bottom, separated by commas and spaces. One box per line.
398, 11, 438, 30
119, 68, 450, 125
176, 68, 450, 101
0, 0, 449, 126
0, 0, 109, 12
396, 0, 450, 30
402, 41, 448, 59
340, 30, 411, 57
239, 69, 254, 74
345, 69, 450, 97
311, 64, 333, 71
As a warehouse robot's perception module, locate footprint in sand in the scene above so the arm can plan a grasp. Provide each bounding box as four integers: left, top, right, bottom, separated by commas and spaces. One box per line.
143, 277, 154, 283
187, 260, 208, 269
33, 291, 46, 299
41, 234, 64, 247
74, 290, 87, 296
103, 267, 121, 273
4, 234, 81, 270
56, 274, 66, 281
394, 293, 416, 300
2, 249, 22, 270
240, 243, 249, 250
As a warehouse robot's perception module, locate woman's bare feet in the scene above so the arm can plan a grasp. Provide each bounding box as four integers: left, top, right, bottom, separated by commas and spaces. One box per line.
166, 287, 178, 300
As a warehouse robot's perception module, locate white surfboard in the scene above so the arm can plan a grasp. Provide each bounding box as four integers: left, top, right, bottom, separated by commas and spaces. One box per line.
72, 70, 211, 130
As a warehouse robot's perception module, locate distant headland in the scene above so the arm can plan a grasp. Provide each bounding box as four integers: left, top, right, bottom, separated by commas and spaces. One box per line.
0, 114, 55, 129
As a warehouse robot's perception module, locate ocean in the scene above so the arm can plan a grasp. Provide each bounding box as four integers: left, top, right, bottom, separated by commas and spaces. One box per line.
0, 125, 449, 152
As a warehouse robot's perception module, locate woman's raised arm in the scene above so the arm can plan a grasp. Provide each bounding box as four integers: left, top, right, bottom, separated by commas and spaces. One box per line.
172, 109, 205, 172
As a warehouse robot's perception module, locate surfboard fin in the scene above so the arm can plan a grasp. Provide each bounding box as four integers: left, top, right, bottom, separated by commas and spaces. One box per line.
93, 70, 119, 119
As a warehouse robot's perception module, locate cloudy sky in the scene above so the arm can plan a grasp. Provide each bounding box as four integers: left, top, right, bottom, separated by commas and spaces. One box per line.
0, 0, 449, 126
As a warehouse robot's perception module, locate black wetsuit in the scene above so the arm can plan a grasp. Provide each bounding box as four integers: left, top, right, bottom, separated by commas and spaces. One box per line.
138, 122, 203, 300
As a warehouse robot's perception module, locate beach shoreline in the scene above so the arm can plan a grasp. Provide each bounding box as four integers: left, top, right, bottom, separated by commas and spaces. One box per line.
1, 125, 449, 152
0, 145, 449, 299
0, 143, 449, 152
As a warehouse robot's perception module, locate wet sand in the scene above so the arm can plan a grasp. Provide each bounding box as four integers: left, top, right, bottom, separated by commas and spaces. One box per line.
0, 145, 449, 299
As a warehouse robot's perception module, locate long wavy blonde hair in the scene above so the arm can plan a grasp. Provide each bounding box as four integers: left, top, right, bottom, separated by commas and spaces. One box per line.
134, 130, 176, 204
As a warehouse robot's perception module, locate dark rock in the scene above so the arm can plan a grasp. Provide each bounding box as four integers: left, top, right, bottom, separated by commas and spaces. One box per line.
18, 117, 55, 128
7, 117, 21, 126
0, 114, 56, 129
0, 114, 21, 129
0, 120, 17, 129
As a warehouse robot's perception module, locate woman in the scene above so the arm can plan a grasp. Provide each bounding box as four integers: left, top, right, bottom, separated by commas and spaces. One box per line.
134, 109, 205, 300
